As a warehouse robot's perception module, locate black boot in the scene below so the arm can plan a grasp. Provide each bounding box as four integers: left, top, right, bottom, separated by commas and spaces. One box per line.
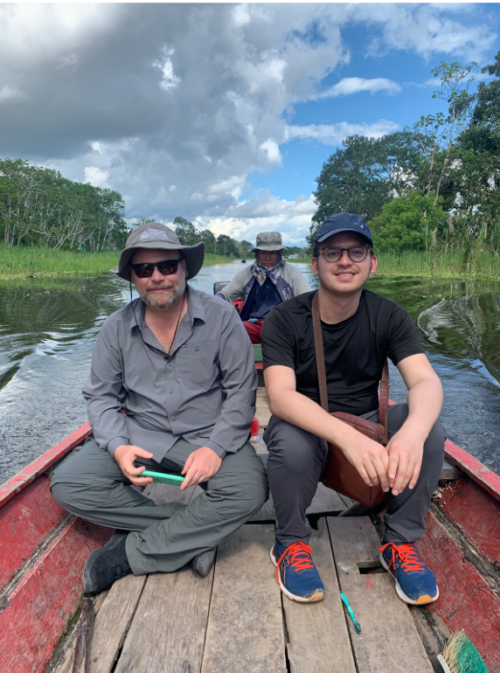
83, 535, 132, 594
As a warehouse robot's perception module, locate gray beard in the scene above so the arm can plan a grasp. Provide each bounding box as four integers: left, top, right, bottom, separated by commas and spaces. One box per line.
138, 277, 187, 310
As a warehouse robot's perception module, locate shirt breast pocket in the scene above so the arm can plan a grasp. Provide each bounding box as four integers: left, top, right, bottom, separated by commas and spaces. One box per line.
175, 340, 219, 387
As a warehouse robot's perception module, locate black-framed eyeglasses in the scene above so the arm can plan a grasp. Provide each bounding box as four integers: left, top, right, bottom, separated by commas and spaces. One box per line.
130, 259, 183, 278
320, 246, 370, 263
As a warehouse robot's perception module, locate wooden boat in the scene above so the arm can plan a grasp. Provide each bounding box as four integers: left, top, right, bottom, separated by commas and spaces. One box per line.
1, 349, 499, 672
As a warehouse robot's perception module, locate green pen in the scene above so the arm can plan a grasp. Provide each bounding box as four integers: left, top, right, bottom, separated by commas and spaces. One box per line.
340, 591, 362, 634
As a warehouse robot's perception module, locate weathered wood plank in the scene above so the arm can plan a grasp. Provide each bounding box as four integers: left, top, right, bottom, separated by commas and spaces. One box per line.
201, 525, 287, 673
87, 574, 147, 673
283, 520, 356, 673
256, 388, 271, 429
250, 492, 275, 521
49, 592, 108, 673
115, 565, 214, 673
439, 459, 462, 481
327, 517, 433, 673
307, 483, 346, 514
251, 483, 347, 522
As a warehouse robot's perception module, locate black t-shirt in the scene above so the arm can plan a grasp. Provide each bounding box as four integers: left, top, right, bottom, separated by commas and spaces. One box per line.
261, 289, 424, 416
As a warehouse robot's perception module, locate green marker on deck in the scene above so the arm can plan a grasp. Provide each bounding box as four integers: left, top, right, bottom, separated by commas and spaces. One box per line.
340, 591, 362, 635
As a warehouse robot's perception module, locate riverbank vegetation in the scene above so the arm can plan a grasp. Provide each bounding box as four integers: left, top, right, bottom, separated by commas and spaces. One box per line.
0, 159, 128, 252
2, 244, 499, 280
289, 249, 500, 279
310, 55, 500, 269
0, 245, 231, 279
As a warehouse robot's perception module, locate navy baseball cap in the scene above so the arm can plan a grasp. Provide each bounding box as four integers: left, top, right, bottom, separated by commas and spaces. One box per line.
314, 212, 373, 248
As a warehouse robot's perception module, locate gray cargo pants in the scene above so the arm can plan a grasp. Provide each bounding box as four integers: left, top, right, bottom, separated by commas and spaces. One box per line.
50, 438, 268, 575
264, 403, 445, 546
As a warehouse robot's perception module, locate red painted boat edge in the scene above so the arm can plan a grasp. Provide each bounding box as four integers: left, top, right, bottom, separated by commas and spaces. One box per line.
419, 508, 500, 672
444, 438, 500, 504
0, 422, 92, 509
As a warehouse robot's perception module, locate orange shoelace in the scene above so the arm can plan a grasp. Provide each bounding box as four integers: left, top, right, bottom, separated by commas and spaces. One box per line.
380, 542, 425, 573
275, 541, 314, 585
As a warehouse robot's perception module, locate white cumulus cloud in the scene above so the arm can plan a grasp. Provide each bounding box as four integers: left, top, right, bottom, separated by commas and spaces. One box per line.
0, 84, 25, 101
194, 192, 317, 247
312, 77, 401, 100
259, 139, 282, 166
153, 47, 181, 92
84, 166, 109, 188
285, 120, 399, 146
0, 3, 495, 230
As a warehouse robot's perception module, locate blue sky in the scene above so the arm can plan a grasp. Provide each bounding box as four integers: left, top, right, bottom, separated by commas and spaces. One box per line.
1, 3, 499, 246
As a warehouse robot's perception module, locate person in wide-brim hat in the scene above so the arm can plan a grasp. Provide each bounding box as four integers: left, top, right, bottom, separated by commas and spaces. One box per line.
51, 220, 268, 597
250, 231, 286, 253
111, 222, 205, 281
216, 230, 311, 344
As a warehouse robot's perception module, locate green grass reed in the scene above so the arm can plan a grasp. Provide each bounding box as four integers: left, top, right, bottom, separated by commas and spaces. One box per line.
289, 249, 500, 279
0, 246, 232, 279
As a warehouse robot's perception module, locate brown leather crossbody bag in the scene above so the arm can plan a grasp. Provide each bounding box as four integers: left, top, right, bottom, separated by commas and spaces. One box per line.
311, 291, 389, 507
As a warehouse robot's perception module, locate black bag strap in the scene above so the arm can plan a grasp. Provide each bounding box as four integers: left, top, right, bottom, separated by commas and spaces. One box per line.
311, 291, 389, 434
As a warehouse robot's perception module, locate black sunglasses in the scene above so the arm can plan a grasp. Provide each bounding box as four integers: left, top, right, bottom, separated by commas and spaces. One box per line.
130, 258, 183, 278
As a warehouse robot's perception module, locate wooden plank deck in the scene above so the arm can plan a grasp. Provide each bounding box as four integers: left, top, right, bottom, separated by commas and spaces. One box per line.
47, 390, 446, 672
49, 491, 434, 673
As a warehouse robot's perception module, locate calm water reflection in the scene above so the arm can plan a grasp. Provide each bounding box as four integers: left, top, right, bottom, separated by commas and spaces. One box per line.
0, 263, 499, 482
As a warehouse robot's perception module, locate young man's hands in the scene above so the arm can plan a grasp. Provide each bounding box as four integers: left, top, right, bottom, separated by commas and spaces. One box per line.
340, 430, 424, 495
385, 426, 425, 495
339, 432, 390, 492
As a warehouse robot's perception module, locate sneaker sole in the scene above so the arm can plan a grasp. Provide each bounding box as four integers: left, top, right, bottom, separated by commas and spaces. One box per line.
379, 551, 439, 606
270, 546, 325, 604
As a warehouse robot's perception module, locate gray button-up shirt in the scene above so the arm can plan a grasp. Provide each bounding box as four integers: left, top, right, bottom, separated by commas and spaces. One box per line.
83, 287, 257, 462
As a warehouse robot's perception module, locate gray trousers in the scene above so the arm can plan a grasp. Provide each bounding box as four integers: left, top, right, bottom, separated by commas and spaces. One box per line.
50, 438, 268, 575
264, 404, 445, 546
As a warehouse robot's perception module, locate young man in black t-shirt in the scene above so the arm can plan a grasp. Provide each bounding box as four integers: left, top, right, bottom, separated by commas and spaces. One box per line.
261, 212, 445, 605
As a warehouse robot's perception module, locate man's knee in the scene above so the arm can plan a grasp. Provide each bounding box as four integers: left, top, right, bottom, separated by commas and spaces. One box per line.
388, 404, 445, 455
50, 479, 82, 516
211, 476, 268, 521
265, 418, 325, 475
424, 419, 446, 464
242, 477, 269, 515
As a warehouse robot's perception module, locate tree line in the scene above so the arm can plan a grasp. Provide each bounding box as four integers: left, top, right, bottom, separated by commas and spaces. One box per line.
310, 54, 500, 258
172, 217, 306, 258
0, 158, 128, 251
172, 217, 250, 257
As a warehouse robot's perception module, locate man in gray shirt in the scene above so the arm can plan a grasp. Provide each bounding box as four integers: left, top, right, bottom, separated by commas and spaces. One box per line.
51, 223, 268, 594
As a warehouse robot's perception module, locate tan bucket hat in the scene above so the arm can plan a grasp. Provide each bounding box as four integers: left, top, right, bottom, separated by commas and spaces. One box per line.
111, 222, 205, 281
250, 232, 285, 252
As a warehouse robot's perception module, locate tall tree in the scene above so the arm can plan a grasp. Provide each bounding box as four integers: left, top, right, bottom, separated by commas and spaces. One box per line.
413, 60, 477, 203
0, 158, 126, 250
216, 234, 240, 257
173, 216, 199, 245
309, 131, 424, 246
199, 228, 217, 254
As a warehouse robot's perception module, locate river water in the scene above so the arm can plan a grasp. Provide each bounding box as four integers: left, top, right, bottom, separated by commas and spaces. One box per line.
0, 263, 499, 483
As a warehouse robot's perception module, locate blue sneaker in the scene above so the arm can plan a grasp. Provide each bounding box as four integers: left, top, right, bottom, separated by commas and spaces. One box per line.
270, 540, 325, 603
380, 542, 439, 605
